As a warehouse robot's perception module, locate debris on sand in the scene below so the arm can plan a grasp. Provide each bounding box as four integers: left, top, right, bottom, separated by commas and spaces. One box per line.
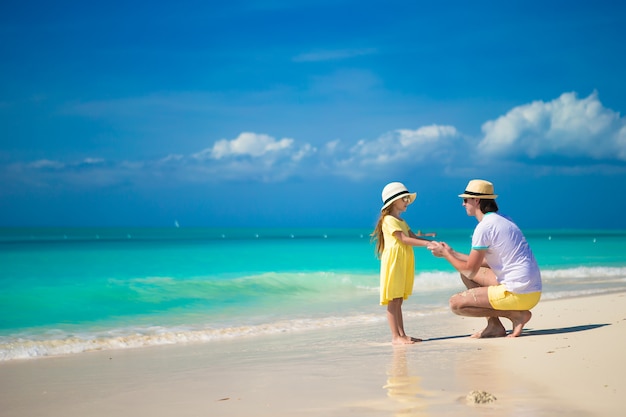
466, 390, 497, 404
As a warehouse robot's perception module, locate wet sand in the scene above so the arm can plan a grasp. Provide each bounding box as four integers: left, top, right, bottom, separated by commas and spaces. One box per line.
1, 292, 624, 416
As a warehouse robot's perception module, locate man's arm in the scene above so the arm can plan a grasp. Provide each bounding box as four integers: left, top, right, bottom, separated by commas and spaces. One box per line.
431, 243, 488, 279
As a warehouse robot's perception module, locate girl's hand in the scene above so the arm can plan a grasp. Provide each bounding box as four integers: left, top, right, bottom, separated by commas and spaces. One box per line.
429, 241, 450, 258
427, 241, 441, 251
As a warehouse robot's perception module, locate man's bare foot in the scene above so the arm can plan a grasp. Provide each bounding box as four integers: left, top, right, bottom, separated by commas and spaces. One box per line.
392, 335, 417, 345
471, 319, 507, 338
507, 310, 532, 338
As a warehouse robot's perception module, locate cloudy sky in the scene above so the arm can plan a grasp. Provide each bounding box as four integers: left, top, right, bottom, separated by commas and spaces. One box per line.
2, 0, 625, 230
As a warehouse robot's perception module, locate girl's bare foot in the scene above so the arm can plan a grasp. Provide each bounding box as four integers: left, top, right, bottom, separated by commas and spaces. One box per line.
392, 335, 417, 345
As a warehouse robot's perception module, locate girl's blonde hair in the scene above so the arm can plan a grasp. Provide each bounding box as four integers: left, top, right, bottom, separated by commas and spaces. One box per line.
370, 206, 393, 258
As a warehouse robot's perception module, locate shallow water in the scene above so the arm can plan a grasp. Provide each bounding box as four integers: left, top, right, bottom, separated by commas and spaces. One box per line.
1, 227, 625, 360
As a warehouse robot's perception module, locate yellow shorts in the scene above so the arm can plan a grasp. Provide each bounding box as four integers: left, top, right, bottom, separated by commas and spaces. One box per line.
488, 285, 541, 311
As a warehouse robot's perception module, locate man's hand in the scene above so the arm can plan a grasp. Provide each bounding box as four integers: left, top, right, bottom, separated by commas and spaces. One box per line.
428, 241, 451, 258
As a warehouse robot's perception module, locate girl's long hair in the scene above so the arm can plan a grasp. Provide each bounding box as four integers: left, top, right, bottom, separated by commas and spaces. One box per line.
370, 206, 393, 258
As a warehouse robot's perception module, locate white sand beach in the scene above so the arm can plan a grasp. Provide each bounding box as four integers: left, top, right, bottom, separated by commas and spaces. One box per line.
1, 292, 624, 417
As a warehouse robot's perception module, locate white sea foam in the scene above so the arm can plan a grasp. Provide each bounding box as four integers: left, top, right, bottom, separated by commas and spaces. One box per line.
0, 314, 388, 361
1, 266, 625, 362
0, 308, 463, 362
414, 271, 464, 290
538, 288, 624, 300
541, 266, 626, 279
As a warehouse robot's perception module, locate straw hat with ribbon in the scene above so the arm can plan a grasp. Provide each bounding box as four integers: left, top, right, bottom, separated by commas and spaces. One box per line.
458, 179, 498, 199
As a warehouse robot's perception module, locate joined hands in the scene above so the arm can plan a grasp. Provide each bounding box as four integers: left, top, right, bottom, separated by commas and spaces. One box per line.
427, 241, 451, 257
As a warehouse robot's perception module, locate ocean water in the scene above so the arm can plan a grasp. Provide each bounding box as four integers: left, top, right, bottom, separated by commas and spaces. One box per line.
1, 227, 625, 361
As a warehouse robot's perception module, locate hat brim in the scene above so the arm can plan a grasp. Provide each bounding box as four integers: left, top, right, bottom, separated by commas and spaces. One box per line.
458, 193, 498, 199
381, 192, 417, 211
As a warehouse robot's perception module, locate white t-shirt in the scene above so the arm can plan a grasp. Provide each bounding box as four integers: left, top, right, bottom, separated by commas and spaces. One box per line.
472, 213, 542, 293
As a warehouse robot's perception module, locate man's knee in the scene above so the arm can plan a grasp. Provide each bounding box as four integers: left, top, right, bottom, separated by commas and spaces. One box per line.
459, 272, 483, 289
449, 294, 463, 314
450, 288, 483, 311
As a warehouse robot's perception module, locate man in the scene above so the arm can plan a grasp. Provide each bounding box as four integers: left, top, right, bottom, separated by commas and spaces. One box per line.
429, 180, 542, 338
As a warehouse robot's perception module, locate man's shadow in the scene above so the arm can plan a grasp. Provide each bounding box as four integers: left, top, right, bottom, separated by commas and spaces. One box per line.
422, 323, 610, 341
519, 323, 609, 336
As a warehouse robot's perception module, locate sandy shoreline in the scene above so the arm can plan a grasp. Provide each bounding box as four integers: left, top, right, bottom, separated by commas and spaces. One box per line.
495, 291, 626, 416
1, 292, 625, 416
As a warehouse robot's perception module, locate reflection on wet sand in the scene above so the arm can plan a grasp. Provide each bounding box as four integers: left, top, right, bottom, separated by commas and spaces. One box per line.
383, 346, 430, 416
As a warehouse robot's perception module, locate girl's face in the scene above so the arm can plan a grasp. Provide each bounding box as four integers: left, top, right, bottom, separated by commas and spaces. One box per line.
392, 196, 411, 213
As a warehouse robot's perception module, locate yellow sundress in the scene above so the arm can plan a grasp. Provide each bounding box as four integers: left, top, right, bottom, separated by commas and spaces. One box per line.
380, 215, 415, 305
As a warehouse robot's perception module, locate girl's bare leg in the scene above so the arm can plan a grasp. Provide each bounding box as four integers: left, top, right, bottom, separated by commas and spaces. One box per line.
387, 298, 417, 344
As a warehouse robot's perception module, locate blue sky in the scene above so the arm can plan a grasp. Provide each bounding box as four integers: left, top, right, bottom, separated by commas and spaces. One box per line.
1, 0, 626, 229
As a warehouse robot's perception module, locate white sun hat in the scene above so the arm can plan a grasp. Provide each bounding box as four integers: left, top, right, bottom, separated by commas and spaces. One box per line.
381, 182, 417, 211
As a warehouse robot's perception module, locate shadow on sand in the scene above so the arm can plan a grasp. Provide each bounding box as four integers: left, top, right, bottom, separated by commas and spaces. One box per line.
422, 323, 610, 342
519, 323, 610, 336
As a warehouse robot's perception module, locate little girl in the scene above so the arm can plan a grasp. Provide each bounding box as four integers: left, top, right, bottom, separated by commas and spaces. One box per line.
371, 182, 433, 345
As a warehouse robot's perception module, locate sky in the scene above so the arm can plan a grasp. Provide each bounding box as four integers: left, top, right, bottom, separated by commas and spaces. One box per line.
1, 0, 626, 230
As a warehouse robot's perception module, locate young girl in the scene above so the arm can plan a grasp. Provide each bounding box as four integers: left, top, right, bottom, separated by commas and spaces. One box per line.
371, 182, 433, 345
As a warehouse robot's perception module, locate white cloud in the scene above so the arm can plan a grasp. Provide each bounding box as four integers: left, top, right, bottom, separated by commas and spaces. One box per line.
159, 154, 184, 163
396, 125, 459, 147
293, 48, 377, 62
323, 140, 341, 154
311, 125, 463, 180
28, 159, 65, 169
6, 91, 626, 191
82, 158, 105, 165
208, 132, 294, 159
292, 143, 316, 162
479, 91, 626, 161
349, 124, 460, 166
179, 132, 318, 182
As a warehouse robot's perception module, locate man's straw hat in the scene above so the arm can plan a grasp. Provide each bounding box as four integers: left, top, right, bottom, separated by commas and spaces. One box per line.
458, 179, 498, 199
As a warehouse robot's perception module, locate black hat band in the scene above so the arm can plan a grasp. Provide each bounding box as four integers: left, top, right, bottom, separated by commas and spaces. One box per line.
383, 190, 409, 205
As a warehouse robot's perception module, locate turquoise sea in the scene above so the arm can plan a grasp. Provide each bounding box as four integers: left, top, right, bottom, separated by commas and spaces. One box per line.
1, 227, 625, 361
